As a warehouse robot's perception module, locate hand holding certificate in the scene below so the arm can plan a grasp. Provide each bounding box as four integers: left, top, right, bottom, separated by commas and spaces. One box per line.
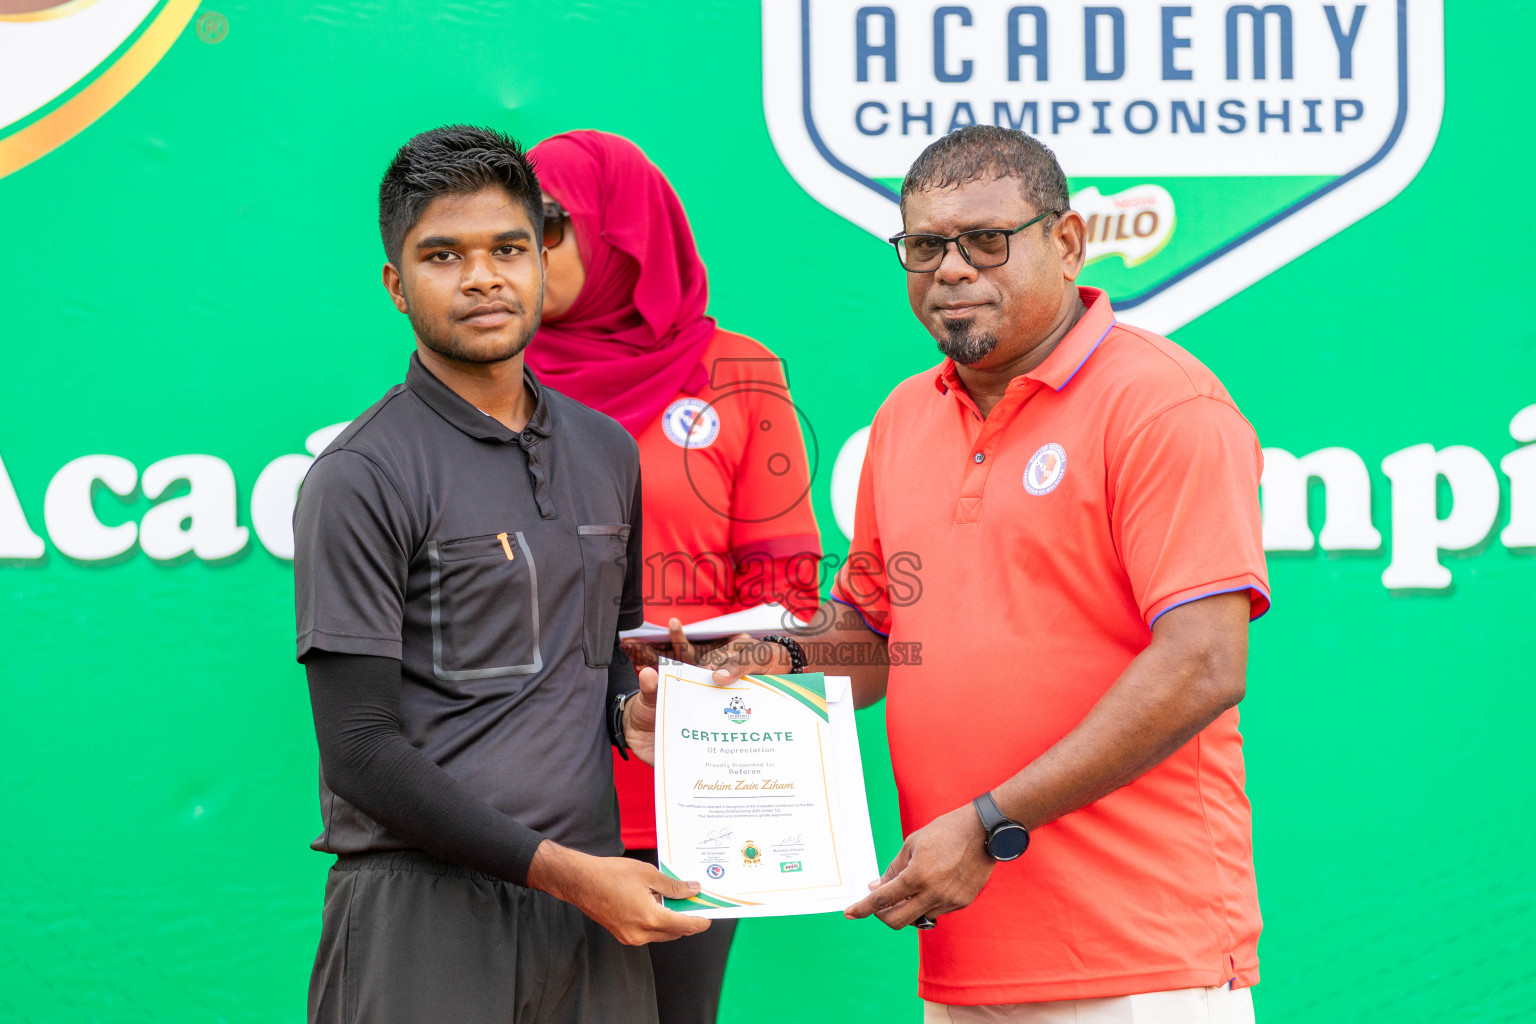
650, 659, 879, 918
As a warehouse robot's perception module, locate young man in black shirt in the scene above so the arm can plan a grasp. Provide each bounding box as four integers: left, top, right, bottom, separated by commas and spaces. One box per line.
294, 125, 706, 1024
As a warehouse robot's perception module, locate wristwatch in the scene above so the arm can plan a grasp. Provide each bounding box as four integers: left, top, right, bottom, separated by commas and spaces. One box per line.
609, 690, 639, 760
972, 791, 1030, 861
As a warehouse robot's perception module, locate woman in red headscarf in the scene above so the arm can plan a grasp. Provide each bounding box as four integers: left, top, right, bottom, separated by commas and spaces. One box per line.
527, 131, 821, 1024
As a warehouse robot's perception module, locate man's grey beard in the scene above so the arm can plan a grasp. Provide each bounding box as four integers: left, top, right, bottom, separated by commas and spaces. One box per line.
937, 319, 998, 366
410, 304, 541, 365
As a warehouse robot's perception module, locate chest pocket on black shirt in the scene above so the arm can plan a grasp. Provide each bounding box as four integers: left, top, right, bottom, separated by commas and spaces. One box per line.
428, 532, 542, 680
577, 524, 630, 668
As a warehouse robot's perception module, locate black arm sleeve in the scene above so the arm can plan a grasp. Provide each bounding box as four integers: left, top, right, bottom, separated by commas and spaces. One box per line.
305, 650, 547, 886
607, 634, 640, 705
605, 464, 644, 750
617, 467, 645, 631
606, 634, 640, 755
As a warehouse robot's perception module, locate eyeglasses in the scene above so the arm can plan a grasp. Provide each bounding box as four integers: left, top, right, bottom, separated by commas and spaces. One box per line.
887, 210, 1059, 273
541, 199, 569, 248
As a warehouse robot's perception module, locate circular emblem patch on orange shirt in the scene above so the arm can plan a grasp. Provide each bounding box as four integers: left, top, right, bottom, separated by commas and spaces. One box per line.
662, 398, 720, 449
1024, 443, 1067, 496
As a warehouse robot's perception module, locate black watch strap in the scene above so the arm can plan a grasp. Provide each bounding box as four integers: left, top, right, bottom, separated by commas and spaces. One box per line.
609, 690, 638, 760
973, 791, 1030, 861
973, 791, 1009, 832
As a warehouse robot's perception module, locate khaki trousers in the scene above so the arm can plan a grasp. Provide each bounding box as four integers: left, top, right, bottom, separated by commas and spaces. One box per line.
924, 984, 1255, 1024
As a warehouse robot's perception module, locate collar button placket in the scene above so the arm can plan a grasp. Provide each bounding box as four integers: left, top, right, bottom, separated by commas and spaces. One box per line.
521, 441, 558, 520
953, 382, 1037, 526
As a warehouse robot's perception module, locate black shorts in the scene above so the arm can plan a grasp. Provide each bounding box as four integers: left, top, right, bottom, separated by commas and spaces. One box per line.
308, 850, 657, 1024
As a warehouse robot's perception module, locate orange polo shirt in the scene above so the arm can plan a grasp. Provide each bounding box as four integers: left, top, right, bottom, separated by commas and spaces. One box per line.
832, 288, 1269, 1006
614, 328, 821, 849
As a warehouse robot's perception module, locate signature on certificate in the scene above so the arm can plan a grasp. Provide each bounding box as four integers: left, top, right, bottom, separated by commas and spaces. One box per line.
697, 828, 733, 847
777, 833, 803, 845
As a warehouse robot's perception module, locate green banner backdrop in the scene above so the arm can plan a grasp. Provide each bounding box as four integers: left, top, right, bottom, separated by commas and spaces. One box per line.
1, 2, 1531, 1022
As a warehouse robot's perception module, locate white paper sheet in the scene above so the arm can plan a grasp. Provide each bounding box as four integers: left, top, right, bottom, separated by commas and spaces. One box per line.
620, 603, 807, 642
652, 662, 879, 918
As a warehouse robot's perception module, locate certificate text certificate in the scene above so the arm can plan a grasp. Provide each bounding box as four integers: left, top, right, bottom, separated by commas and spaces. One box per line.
653, 660, 878, 918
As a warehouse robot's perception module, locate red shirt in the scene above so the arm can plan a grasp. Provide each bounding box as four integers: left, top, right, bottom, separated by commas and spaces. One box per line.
613, 328, 821, 848
832, 289, 1269, 1005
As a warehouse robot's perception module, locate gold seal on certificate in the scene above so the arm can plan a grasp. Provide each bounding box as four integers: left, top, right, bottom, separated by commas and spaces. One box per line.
653, 660, 879, 918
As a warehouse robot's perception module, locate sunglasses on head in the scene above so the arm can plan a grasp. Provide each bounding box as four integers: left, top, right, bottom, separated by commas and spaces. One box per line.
541, 199, 568, 248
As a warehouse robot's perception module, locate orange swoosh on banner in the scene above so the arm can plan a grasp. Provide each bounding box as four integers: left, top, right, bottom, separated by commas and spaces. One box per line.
0, 0, 199, 179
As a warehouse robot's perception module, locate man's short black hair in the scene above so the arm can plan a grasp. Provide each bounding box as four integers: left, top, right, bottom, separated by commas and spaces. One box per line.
900, 125, 1070, 226
378, 125, 543, 267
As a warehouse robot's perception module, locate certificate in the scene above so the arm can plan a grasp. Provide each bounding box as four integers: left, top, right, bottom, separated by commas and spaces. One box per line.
652, 660, 879, 918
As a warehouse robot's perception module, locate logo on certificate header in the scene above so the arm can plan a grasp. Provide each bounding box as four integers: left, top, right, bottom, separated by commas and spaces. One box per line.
741, 841, 763, 866
723, 695, 753, 724
762, 1, 1444, 333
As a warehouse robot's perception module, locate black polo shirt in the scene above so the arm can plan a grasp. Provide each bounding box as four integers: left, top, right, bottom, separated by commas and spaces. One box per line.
294, 354, 643, 858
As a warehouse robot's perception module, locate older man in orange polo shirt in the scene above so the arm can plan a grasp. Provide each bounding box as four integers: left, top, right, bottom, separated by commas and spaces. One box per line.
710, 125, 1269, 1023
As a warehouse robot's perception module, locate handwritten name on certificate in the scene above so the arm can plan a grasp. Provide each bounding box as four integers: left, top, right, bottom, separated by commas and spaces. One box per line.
653, 660, 879, 918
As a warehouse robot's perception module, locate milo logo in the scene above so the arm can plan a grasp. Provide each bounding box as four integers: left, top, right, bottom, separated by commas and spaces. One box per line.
1076, 184, 1175, 268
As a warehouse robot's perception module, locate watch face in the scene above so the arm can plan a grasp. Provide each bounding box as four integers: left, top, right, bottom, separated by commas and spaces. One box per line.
989, 824, 1030, 861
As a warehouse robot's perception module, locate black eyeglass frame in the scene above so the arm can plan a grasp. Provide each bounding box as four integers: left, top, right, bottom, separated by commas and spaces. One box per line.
887, 209, 1060, 273
541, 199, 569, 248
